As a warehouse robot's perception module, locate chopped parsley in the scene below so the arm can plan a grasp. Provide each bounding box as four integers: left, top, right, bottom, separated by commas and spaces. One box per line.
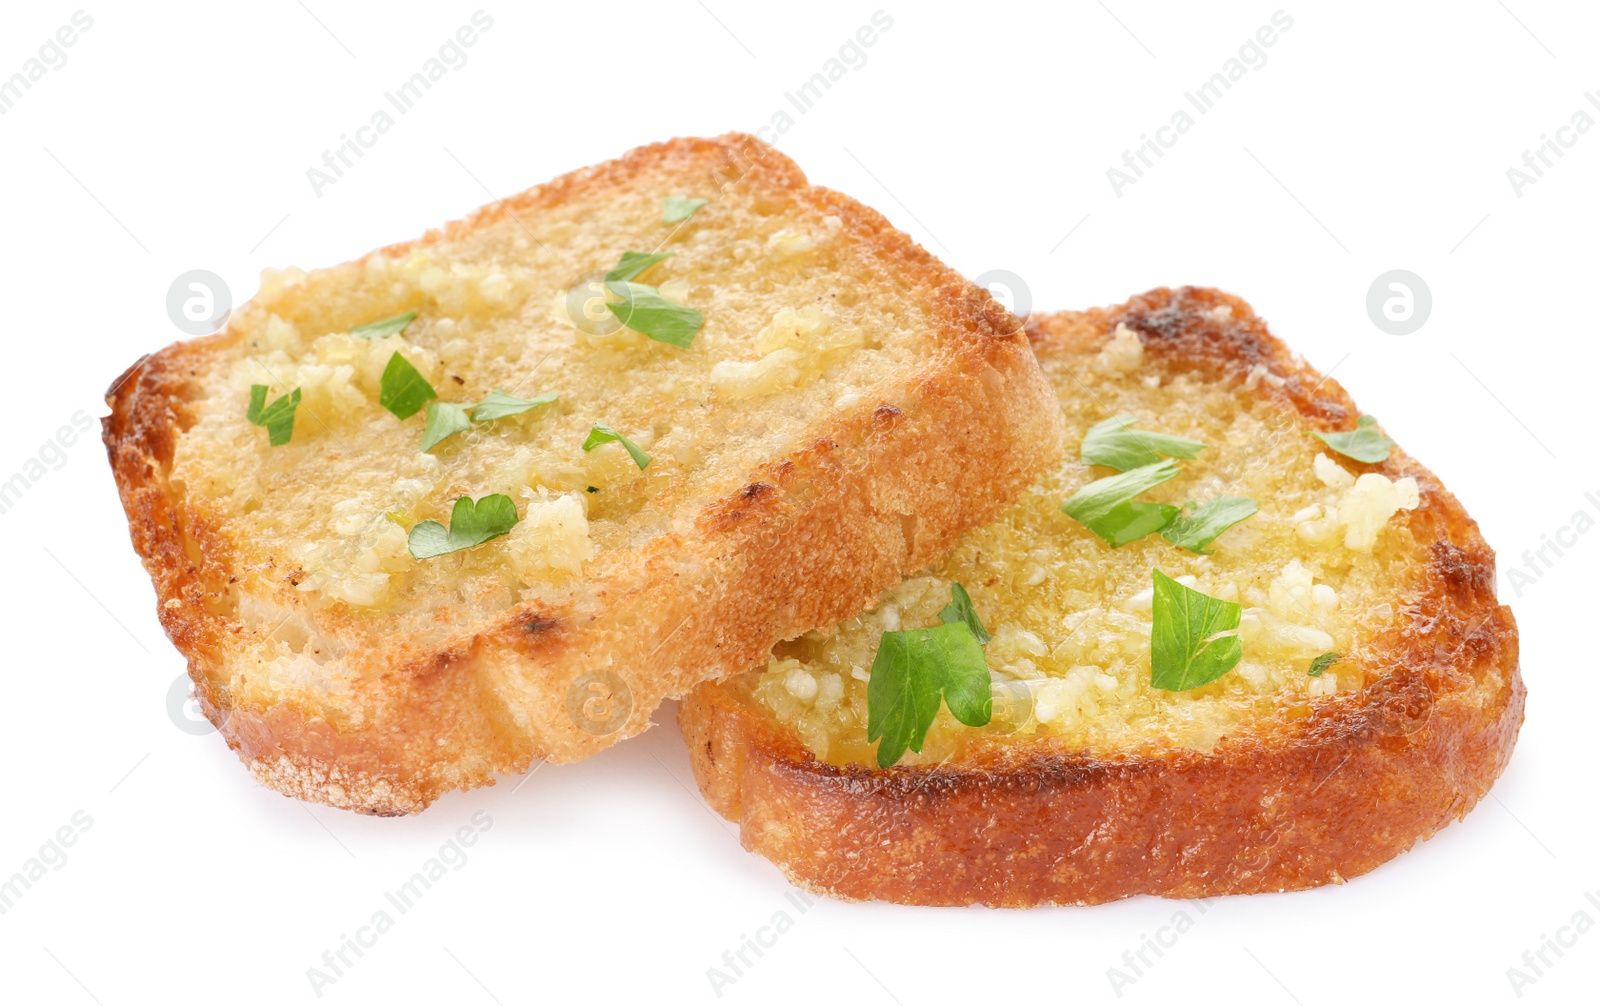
662, 195, 708, 223
1312, 415, 1395, 464
1161, 497, 1259, 554
866, 583, 993, 768
604, 281, 703, 348
420, 402, 474, 452
1060, 460, 1181, 547
246, 385, 300, 447
1081, 414, 1205, 471
583, 424, 651, 469
470, 389, 558, 422
350, 310, 417, 339
378, 352, 437, 420
939, 582, 993, 645
605, 251, 675, 283
1308, 652, 1341, 677
420, 390, 559, 451
407, 494, 519, 559
1149, 570, 1243, 691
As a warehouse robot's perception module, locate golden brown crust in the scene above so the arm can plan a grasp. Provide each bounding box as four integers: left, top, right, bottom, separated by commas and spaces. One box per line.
102, 133, 1063, 815
679, 286, 1525, 906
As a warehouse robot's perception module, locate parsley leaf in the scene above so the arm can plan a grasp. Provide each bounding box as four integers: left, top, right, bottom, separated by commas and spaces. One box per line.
1312, 415, 1395, 464
1100, 500, 1182, 547
420, 402, 474, 452
1061, 459, 1181, 546
1308, 652, 1341, 677
866, 622, 991, 768
407, 494, 519, 559
350, 310, 417, 339
471, 390, 558, 422
939, 582, 993, 645
583, 424, 651, 469
605, 251, 675, 283
1081, 414, 1206, 471
867, 584, 993, 768
1149, 569, 1243, 691
246, 385, 301, 447
1161, 496, 1259, 554
604, 281, 704, 347
378, 352, 437, 419
662, 195, 708, 223
418, 391, 556, 452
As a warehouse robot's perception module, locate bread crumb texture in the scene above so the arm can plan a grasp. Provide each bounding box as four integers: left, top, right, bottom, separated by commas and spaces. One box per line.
746, 322, 1424, 765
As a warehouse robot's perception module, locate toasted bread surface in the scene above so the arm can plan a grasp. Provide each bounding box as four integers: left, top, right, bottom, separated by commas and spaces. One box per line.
679, 287, 1523, 906
104, 133, 1063, 814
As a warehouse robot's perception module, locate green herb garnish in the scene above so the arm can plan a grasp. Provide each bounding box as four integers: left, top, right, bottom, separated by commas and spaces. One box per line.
378, 352, 437, 420
420, 402, 474, 452
866, 584, 993, 768
420, 390, 559, 451
605, 251, 675, 283
351, 310, 417, 339
662, 196, 708, 224
604, 281, 704, 348
1161, 497, 1259, 554
1312, 415, 1395, 464
1081, 414, 1205, 471
471, 390, 558, 422
246, 385, 301, 447
1149, 569, 1243, 691
1308, 652, 1341, 677
938, 582, 993, 645
1061, 460, 1181, 547
407, 494, 519, 559
583, 424, 651, 469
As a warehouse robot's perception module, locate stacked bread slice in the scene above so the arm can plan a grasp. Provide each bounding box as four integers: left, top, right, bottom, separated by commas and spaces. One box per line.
106, 137, 1520, 904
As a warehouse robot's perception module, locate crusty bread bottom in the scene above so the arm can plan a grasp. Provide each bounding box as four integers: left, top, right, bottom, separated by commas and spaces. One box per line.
678, 287, 1524, 907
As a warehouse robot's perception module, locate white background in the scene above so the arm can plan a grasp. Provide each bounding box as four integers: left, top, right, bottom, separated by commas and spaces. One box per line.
0, 1, 1594, 1003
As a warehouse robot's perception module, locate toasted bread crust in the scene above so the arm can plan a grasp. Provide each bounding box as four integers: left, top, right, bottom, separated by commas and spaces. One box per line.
679, 287, 1524, 906
103, 134, 1064, 815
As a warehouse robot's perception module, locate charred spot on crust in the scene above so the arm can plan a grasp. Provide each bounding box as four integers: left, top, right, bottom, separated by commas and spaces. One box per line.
1120, 287, 1274, 376
699, 480, 784, 533
1428, 540, 1493, 598
518, 613, 562, 634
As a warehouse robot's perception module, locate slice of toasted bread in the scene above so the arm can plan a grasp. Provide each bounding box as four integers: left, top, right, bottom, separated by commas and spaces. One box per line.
679, 286, 1524, 907
104, 133, 1063, 815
